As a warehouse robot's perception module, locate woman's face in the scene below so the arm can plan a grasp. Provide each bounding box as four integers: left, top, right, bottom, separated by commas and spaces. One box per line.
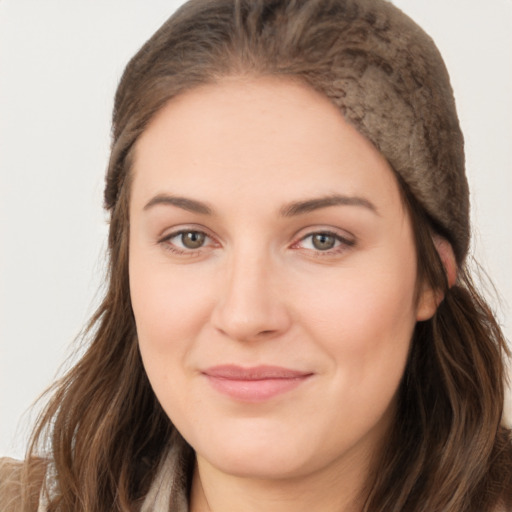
129, 77, 436, 481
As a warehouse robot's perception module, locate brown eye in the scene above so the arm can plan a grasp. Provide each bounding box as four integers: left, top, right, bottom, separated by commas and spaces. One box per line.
311, 233, 337, 251
159, 229, 215, 256
181, 231, 206, 249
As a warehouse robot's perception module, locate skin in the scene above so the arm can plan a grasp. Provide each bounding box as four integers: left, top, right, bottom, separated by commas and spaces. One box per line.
129, 76, 437, 512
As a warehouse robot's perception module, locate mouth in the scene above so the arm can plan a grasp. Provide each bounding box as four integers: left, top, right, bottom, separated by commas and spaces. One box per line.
201, 365, 314, 402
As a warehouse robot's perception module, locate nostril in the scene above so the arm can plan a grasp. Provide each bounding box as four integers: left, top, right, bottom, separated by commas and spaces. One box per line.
258, 330, 276, 336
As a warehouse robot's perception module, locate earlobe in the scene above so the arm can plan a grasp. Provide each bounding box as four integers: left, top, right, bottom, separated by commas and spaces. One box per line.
415, 236, 457, 322
416, 285, 442, 321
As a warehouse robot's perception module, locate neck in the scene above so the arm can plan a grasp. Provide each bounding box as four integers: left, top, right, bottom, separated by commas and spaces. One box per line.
189, 449, 374, 512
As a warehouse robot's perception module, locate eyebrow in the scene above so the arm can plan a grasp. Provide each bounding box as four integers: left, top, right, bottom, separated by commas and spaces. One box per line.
279, 194, 378, 217
143, 193, 378, 216
144, 194, 213, 215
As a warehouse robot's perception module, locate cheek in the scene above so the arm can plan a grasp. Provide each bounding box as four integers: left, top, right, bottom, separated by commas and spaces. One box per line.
299, 264, 417, 348
296, 264, 417, 437
129, 253, 217, 424
295, 253, 418, 394
128, 248, 218, 401
130, 256, 211, 340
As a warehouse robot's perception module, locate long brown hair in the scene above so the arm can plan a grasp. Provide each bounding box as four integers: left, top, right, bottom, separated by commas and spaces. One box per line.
20, 0, 511, 510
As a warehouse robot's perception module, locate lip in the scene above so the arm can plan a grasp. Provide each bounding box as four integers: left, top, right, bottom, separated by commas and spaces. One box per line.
202, 365, 313, 402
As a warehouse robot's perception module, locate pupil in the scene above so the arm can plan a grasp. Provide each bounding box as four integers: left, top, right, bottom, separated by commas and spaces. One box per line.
313, 234, 335, 250
182, 231, 205, 249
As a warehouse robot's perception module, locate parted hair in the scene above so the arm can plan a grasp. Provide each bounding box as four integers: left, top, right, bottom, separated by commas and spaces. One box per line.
10, 1, 512, 511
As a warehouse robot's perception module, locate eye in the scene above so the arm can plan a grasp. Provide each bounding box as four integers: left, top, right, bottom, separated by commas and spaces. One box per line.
294, 230, 355, 255
159, 229, 214, 255
176, 231, 207, 249
308, 233, 338, 251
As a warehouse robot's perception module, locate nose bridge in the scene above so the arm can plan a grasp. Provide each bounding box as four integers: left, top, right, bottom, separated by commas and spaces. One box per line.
212, 241, 290, 341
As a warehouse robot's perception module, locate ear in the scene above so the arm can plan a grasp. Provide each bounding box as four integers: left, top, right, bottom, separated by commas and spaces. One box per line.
416, 235, 457, 321
433, 235, 457, 289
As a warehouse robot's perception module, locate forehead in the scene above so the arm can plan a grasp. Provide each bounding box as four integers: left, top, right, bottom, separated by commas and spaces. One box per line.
130, 76, 402, 215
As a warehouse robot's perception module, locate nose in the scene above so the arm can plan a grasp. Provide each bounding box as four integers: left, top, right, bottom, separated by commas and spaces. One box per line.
211, 251, 292, 342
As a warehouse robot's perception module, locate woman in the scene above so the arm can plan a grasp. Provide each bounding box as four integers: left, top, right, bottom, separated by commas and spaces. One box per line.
1, 0, 511, 510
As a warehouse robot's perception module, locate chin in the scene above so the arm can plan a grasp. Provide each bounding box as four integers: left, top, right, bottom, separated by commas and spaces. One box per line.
203, 445, 313, 480
189, 420, 317, 479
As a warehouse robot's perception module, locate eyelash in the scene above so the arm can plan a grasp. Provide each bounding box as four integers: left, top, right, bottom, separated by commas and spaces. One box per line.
157, 229, 355, 257
158, 229, 216, 257
292, 231, 356, 257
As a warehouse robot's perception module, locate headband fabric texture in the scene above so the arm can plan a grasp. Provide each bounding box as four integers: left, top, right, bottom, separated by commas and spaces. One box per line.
326, 0, 469, 262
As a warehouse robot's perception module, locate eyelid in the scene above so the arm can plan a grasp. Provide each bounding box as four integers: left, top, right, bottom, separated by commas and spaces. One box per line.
157, 225, 220, 256
157, 221, 218, 240
291, 228, 356, 254
156, 224, 355, 257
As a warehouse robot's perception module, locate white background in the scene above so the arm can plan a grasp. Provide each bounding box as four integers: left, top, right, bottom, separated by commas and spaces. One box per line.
1, 1, 511, 459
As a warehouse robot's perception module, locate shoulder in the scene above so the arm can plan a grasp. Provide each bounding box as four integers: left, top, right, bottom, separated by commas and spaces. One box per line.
0, 458, 25, 512
0, 457, 47, 512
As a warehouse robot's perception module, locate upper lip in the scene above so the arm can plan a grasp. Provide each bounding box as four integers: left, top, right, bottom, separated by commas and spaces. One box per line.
202, 365, 313, 380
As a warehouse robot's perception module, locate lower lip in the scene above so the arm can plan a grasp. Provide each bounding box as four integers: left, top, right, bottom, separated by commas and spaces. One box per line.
205, 375, 311, 402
